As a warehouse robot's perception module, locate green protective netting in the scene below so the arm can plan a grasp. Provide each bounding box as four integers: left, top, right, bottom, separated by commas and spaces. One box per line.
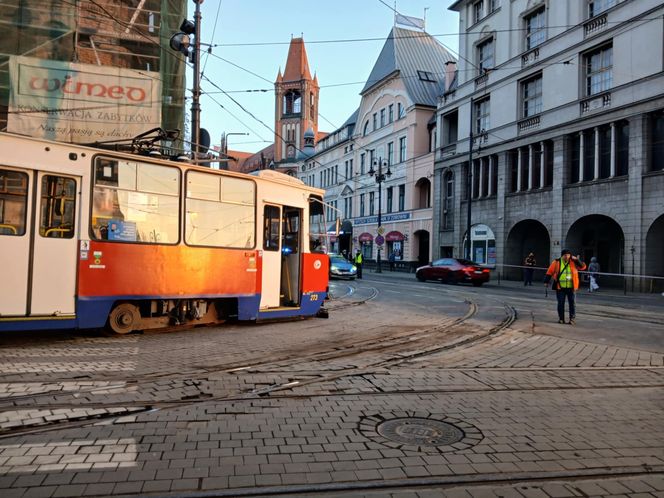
0, 0, 186, 143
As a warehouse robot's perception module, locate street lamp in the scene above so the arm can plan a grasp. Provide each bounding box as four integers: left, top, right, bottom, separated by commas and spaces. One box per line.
170, 0, 203, 156
368, 157, 392, 273
218, 132, 249, 170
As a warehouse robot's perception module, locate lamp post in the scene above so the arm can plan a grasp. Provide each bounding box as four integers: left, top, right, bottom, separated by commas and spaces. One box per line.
368, 157, 392, 273
170, 0, 204, 156
466, 97, 474, 261
218, 132, 249, 169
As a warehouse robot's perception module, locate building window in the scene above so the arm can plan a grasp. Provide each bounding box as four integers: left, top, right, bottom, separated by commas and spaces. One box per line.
489, 0, 500, 13
474, 98, 490, 134
398, 102, 406, 119
399, 137, 407, 163
477, 37, 494, 73
442, 110, 458, 145
415, 178, 431, 209
585, 44, 612, 96
360, 193, 365, 216
417, 70, 436, 82
589, 0, 616, 18
650, 110, 664, 172
387, 142, 394, 166
398, 184, 405, 211
387, 187, 393, 213
363, 121, 369, 136
525, 7, 546, 50
349, 158, 354, 178
373, 113, 378, 130
442, 171, 454, 230
473, 0, 483, 23
380, 108, 386, 127
360, 153, 366, 174
522, 74, 542, 117
369, 192, 375, 215
388, 104, 394, 123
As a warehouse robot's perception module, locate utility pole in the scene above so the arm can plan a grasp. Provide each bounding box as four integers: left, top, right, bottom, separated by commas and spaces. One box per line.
466, 97, 473, 260
191, 0, 202, 155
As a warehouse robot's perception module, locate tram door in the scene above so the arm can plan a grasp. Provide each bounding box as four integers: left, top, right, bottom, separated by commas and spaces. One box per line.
260, 204, 302, 309
29, 173, 79, 316
0, 168, 31, 316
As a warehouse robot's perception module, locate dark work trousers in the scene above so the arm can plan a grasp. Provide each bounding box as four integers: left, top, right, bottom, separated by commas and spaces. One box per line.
356, 263, 362, 279
524, 268, 534, 286
556, 288, 576, 321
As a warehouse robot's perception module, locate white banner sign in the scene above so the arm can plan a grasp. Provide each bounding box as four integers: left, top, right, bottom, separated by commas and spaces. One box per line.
8, 56, 161, 143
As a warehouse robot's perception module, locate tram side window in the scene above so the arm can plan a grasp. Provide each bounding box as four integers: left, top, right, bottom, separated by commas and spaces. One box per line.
185, 171, 255, 248
39, 175, 76, 239
0, 169, 28, 236
263, 205, 280, 251
91, 158, 180, 244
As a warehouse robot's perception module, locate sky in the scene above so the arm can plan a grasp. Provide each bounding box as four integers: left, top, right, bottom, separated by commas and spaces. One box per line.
191, 0, 461, 153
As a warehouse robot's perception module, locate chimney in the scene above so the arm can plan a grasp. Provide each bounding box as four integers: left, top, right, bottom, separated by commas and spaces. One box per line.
444, 61, 457, 93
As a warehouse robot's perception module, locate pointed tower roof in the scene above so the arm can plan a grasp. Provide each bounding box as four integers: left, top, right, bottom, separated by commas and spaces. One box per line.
276, 68, 283, 83
282, 37, 312, 82
361, 26, 456, 106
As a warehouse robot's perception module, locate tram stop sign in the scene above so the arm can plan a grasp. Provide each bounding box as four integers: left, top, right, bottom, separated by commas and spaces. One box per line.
375, 234, 385, 246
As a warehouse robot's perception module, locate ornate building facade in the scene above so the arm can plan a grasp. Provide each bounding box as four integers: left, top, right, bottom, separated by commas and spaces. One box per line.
433, 0, 664, 289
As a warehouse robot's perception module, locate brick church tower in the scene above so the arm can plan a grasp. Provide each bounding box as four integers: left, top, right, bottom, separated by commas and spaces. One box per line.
274, 37, 319, 163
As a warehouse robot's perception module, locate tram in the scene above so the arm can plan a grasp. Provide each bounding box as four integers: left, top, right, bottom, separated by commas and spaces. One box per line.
0, 132, 329, 333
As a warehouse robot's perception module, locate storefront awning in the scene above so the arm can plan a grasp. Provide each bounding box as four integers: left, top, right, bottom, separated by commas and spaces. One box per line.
385, 231, 405, 242
358, 232, 373, 242
327, 220, 353, 235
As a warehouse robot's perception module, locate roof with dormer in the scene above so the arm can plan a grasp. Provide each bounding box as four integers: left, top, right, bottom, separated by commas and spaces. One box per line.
282, 37, 312, 82
361, 26, 456, 107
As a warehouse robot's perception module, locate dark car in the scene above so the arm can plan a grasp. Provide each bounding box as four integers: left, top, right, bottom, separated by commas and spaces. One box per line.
328, 254, 357, 280
415, 258, 490, 286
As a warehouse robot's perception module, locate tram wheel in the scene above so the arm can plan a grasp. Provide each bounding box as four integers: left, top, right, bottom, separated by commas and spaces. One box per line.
107, 303, 140, 334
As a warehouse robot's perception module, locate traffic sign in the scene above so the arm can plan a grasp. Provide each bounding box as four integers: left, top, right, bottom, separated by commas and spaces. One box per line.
375, 235, 385, 246
377, 226, 385, 235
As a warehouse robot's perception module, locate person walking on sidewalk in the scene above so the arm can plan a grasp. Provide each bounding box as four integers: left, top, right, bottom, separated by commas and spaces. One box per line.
588, 257, 600, 292
523, 252, 536, 286
543, 249, 586, 325
354, 250, 363, 279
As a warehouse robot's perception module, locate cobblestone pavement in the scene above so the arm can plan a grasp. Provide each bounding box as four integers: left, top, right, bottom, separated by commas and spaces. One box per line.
0, 277, 662, 497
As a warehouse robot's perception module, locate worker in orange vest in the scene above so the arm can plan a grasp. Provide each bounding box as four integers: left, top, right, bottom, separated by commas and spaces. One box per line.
543, 249, 586, 325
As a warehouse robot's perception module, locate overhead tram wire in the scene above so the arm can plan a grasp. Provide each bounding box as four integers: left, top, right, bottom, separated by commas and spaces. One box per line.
201, 0, 223, 75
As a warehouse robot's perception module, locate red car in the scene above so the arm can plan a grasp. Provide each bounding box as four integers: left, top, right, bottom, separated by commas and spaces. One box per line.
415, 258, 490, 286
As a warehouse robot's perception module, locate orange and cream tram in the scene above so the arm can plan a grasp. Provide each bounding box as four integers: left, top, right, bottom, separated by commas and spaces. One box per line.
0, 132, 329, 333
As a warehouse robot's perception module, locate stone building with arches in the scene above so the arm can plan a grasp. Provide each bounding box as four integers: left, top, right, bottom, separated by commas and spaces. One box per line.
433, 0, 664, 290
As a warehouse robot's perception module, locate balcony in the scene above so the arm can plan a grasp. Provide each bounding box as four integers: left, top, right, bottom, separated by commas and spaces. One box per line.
518, 115, 541, 133
475, 72, 489, 87
584, 13, 608, 37
439, 144, 457, 160
581, 92, 611, 114
521, 48, 540, 67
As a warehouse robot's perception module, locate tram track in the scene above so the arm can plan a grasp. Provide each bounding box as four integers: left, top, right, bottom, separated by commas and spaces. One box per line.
0, 285, 523, 437
3, 278, 658, 441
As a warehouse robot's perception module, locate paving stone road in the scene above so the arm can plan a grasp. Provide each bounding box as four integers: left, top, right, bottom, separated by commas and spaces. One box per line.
0, 275, 662, 497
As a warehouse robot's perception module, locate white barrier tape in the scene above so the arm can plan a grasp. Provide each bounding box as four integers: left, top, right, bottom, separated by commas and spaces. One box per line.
495, 263, 664, 281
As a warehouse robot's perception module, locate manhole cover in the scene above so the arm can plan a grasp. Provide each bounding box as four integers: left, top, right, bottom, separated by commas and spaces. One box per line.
358, 412, 483, 452
377, 417, 464, 446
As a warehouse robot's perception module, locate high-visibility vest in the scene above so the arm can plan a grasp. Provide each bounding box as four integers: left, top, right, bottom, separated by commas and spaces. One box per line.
355, 253, 363, 264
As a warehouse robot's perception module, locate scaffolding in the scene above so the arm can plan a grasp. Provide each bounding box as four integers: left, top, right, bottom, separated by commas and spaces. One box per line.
0, 0, 186, 142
